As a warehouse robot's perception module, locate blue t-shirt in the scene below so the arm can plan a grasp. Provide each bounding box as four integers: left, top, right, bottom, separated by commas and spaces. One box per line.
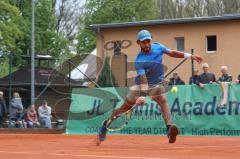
135, 42, 170, 85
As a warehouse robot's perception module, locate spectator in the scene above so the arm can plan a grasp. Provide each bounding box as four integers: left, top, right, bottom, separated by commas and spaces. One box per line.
198, 63, 216, 88
38, 100, 52, 128
189, 69, 200, 85
26, 105, 40, 128
237, 74, 240, 83
218, 66, 232, 82
0, 91, 7, 128
9, 92, 24, 128
169, 72, 185, 85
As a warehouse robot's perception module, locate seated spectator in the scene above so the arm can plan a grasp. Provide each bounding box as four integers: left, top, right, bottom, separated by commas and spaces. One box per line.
218, 65, 232, 82
169, 72, 185, 85
9, 92, 24, 128
38, 100, 52, 128
189, 69, 200, 85
198, 63, 216, 88
26, 105, 40, 128
0, 91, 7, 128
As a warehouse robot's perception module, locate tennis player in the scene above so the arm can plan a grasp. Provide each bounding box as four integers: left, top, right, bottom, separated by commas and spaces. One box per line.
97, 30, 203, 144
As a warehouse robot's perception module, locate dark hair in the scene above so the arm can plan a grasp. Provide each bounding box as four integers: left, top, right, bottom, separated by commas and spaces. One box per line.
41, 100, 47, 104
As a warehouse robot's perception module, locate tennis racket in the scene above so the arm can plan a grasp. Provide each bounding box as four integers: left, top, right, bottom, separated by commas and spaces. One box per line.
105, 104, 138, 132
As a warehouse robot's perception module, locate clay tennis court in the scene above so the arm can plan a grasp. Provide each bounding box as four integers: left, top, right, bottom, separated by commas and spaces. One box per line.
0, 134, 239, 159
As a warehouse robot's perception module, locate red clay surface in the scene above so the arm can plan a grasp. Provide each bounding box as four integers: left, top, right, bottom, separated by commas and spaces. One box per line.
0, 134, 239, 159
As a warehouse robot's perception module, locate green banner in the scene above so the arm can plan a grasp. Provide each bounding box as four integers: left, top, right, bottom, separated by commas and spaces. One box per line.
66, 84, 240, 136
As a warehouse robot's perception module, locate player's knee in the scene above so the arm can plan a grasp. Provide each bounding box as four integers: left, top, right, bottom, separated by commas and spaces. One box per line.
112, 99, 135, 116
152, 95, 167, 103
160, 97, 167, 104
126, 99, 136, 106
121, 100, 135, 111
155, 96, 167, 104
151, 96, 159, 101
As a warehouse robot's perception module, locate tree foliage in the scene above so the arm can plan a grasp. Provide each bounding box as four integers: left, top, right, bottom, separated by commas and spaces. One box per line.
11, 0, 71, 57
77, 0, 158, 54
0, 0, 23, 53
54, 0, 85, 40
157, 0, 240, 19
0, 0, 73, 77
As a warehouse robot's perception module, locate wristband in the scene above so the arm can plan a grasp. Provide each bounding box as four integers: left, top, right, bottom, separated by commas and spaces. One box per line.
140, 91, 147, 96
184, 53, 192, 59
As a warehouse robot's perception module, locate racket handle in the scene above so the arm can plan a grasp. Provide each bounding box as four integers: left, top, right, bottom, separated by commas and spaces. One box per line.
106, 117, 115, 127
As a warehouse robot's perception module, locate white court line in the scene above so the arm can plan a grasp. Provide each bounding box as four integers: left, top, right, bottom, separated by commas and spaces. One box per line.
0, 151, 167, 159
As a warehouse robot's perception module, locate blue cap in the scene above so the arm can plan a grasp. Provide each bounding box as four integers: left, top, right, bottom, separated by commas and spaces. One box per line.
137, 30, 152, 41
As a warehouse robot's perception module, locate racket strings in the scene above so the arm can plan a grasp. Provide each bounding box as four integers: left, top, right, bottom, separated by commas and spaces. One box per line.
106, 108, 134, 131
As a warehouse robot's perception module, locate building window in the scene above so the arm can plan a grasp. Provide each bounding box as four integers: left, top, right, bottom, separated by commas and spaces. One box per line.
206, 35, 217, 53
113, 41, 121, 55
175, 37, 184, 52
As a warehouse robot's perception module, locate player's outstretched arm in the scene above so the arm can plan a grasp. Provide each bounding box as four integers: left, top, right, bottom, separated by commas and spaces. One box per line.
167, 50, 203, 64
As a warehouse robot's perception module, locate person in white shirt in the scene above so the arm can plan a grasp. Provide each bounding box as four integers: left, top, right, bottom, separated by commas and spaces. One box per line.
38, 100, 52, 128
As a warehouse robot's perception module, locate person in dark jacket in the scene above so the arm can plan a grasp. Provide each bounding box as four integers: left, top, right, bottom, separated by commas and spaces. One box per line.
169, 72, 185, 85
189, 69, 200, 85
198, 63, 216, 88
9, 92, 24, 128
0, 91, 7, 128
235, 74, 240, 83
218, 65, 232, 82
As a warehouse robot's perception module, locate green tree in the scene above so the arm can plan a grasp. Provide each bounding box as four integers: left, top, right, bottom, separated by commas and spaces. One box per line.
9, 0, 71, 58
222, 0, 240, 14
0, 0, 73, 77
97, 56, 118, 87
0, 0, 23, 53
77, 28, 96, 54
77, 0, 158, 54
157, 0, 240, 19
0, 0, 23, 78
